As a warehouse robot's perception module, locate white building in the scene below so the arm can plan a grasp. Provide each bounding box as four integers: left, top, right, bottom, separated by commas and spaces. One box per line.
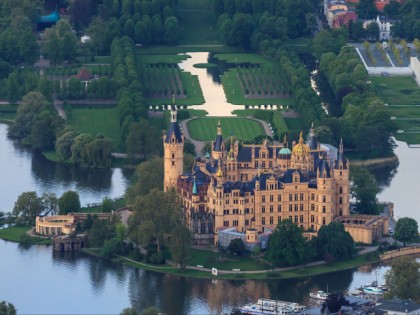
376, 15, 394, 41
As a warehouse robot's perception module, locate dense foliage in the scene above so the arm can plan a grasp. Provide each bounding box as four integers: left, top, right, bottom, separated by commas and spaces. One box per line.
312, 222, 355, 261
8, 92, 64, 150
393, 217, 420, 246
266, 219, 313, 267
350, 166, 380, 214
384, 256, 420, 302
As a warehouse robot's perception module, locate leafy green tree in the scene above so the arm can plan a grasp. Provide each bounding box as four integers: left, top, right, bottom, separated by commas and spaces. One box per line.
129, 189, 179, 253
71, 133, 93, 165
393, 217, 420, 246
163, 16, 179, 45
126, 119, 161, 160
312, 222, 354, 261
88, 217, 116, 247
350, 166, 379, 214
41, 193, 58, 216
120, 307, 138, 315
227, 238, 246, 256
8, 92, 62, 149
13, 191, 42, 222
142, 307, 160, 315
101, 197, 114, 213
384, 256, 420, 302
56, 131, 79, 161
266, 219, 313, 267
356, 0, 378, 19
125, 157, 164, 202
169, 224, 191, 270
58, 190, 81, 214
0, 300, 17, 315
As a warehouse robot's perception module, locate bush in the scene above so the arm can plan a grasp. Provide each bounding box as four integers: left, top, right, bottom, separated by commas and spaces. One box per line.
266, 271, 281, 278
148, 252, 165, 264
128, 249, 144, 261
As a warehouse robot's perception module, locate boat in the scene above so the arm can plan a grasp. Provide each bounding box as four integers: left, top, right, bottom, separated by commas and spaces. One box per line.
238, 298, 306, 315
363, 286, 383, 295
348, 289, 363, 296
309, 290, 329, 300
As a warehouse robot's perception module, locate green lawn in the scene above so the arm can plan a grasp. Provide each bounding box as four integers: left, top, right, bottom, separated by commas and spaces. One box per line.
284, 117, 304, 131
184, 248, 269, 271
214, 53, 276, 65
187, 117, 266, 141
68, 106, 122, 149
0, 226, 52, 245
176, 0, 219, 45
372, 76, 420, 105
137, 54, 189, 64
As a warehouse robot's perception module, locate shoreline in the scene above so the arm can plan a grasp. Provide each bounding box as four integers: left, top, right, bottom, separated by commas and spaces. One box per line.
349, 154, 399, 170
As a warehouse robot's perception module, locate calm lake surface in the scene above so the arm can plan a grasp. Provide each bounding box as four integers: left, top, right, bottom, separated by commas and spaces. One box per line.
0, 52, 419, 314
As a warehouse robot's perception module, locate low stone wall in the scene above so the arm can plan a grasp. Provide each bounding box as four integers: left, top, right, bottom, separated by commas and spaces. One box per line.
53, 234, 89, 252
380, 245, 420, 260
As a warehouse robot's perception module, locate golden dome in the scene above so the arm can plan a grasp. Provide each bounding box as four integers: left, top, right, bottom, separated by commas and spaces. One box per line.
216, 165, 223, 177
292, 131, 310, 157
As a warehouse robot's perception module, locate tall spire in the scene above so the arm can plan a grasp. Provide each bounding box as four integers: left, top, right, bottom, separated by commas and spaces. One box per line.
192, 177, 198, 194
217, 120, 222, 136
170, 97, 177, 123
283, 134, 288, 148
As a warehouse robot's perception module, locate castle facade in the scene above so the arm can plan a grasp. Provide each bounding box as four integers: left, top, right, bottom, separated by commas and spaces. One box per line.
163, 106, 386, 245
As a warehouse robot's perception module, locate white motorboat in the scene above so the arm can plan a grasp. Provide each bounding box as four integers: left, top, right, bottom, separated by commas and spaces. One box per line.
309, 290, 329, 300
363, 286, 383, 295
238, 298, 306, 315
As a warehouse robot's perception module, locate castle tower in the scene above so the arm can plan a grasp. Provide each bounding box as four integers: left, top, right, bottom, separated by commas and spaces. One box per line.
212, 121, 225, 160
333, 138, 350, 217
226, 136, 238, 181
315, 154, 334, 230
163, 104, 184, 191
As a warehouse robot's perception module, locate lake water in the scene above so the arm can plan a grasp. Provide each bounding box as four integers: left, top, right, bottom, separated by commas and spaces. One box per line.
0, 124, 133, 213
0, 52, 419, 314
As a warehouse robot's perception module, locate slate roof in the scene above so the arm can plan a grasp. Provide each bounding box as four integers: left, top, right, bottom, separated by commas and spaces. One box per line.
334, 150, 348, 169
316, 158, 332, 178
237, 147, 252, 162
280, 169, 308, 183
164, 122, 183, 143
222, 181, 255, 196
375, 298, 420, 313
213, 134, 223, 151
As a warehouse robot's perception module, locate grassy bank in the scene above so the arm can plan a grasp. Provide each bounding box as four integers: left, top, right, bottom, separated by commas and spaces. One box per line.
0, 226, 52, 245
99, 249, 381, 280
348, 154, 399, 170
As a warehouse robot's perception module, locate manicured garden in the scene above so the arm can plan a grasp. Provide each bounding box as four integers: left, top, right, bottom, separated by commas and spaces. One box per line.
67, 105, 122, 149
371, 76, 420, 144
187, 117, 266, 141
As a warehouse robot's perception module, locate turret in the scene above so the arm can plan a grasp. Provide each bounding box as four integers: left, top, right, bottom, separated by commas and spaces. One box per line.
333, 138, 350, 217
212, 120, 225, 160
163, 104, 184, 191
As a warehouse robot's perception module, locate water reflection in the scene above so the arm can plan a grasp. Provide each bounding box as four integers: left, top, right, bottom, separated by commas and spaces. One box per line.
179, 52, 246, 116
374, 139, 420, 223
0, 124, 133, 212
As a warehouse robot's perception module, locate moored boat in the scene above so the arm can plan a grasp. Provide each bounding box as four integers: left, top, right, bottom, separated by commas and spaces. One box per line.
237, 298, 306, 315
363, 286, 383, 295
309, 290, 329, 300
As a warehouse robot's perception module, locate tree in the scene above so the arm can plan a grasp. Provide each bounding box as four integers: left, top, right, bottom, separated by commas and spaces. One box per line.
13, 191, 42, 222
8, 92, 61, 146
350, 166, 379, 214
393, 217, 420, 246
142, 307, 160, 315
384, 256, 420, 302
266, 219, 313, 267
0, 301, 17, 315
58, 190, 81, 214
356, 0, 378, 19
227, 238, 246, 256
120, 307, 138, 315
129, 189, 179, 253
41, 193, 58, 216
88, 217, 116, 247
169, 224, 191, 270
56, 131, 79, 161
312, 222, 354, 261
125, 157, 164, 202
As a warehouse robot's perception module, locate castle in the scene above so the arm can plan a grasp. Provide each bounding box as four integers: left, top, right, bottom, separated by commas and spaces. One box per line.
163, 106, 388, 246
